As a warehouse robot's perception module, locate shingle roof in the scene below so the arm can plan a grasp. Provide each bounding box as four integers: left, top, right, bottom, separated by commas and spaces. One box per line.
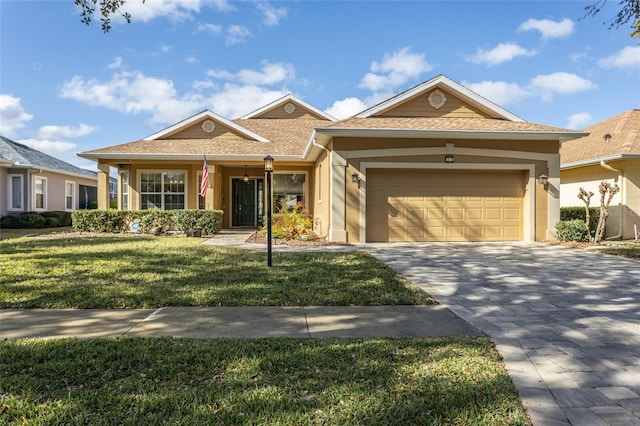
561, 110, 640, 166
0, 135, 97, 178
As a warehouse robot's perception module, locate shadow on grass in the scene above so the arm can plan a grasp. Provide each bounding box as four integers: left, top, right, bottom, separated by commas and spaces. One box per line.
0, 336, 529, 425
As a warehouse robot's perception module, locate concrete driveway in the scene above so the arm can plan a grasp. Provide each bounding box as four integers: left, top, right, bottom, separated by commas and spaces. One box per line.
363, 242, 640, 426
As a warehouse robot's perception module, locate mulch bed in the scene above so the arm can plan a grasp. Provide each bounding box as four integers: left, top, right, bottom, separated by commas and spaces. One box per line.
245, 232, 352, 247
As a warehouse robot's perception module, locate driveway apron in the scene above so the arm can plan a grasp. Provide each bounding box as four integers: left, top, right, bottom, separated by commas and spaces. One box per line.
363, 242, 640, 426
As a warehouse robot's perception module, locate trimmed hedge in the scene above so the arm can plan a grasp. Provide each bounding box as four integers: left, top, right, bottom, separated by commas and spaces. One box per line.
0, 211, 72, 229
555, 219, 590, 242
560, 207, 600, 235
71, 209, 223, 236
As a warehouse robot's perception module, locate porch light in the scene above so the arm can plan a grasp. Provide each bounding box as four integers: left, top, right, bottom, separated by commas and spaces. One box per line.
351, 172, 360, 183
264, 155, 274, 267
603, 134, 612, 143
243, 165, 249, 183
445, 154, 454, 163
537, 174, 549, 185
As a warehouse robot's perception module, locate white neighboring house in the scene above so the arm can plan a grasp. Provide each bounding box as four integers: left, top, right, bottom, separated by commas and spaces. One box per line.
0, 135, 98, 216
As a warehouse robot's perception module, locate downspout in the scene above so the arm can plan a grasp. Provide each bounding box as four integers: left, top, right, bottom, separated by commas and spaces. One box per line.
600, 160, 623, 240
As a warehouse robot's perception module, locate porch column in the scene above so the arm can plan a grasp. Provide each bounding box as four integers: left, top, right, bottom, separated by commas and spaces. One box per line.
547, 155, 561, 240
329, 151, 348, 241
97, 163, 111, 210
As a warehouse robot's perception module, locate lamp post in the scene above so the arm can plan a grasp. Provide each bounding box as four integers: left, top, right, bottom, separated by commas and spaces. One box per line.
264, 155, 274, 267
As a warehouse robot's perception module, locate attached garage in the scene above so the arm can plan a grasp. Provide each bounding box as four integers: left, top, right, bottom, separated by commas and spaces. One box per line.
366, 169, 526, 242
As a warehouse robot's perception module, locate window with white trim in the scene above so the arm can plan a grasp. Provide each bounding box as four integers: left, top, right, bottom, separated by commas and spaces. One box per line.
34, 176, 47, 210
140, 171, 185, 210
65, 181, 75, 211
121, 172, 129, 210
273, 173, 306, 213
8, 174, 23, 211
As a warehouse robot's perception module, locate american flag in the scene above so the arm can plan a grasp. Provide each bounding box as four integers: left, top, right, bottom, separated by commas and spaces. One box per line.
200, 156, 209, 198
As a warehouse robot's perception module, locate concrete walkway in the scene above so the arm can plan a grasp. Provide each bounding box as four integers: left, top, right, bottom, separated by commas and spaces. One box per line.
363, 242, 640, 426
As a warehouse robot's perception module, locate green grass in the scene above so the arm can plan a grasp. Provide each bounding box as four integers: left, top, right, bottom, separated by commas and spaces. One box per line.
597, 240, 640, 259
0, 236, 432, 308
0, 227, 75, 240
0, 336, 530, 425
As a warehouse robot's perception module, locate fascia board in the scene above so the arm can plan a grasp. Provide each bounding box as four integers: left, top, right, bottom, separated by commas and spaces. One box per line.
76, 153, 303, 162
561, 154, 640, 169
143, 110, 270, 143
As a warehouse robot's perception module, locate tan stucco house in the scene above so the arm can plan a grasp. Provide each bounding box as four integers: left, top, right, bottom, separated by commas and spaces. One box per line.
560, 110, 640, 240
78, 75, 586, 243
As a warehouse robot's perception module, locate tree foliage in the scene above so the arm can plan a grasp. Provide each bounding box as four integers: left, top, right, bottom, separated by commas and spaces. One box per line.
75, 0, 144, 32
584, 0, 640, 38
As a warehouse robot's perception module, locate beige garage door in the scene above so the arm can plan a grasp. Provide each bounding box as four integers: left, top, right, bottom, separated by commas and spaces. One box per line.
366, 169, 525, 242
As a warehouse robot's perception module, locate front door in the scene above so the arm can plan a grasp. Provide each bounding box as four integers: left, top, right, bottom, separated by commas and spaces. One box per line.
232, 178, 264, 227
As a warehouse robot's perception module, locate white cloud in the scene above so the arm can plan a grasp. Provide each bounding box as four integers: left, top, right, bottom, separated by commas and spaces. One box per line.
35, 124, 95, 139
197, 22, 223, 35
161, 45, 172, 53
598, 46, 640, 69
226, 25, 252, 45
517, 17, 574, 39
204, 84, 288, 118
59, 72, 202, 125
466, 43, 538, 66
462, 80, 530, 106
185, 56, 199, 64
566, 112, 592, 130
120, 0, 202, 23
257, 2, 288, 27
108, 57, 123, 69
18, 138, 77, 157
360, 47, 432, 92
0, 94, 33, 137
325, 97, 368, 120
530, 72, 596, 100
207, 61, 295, 85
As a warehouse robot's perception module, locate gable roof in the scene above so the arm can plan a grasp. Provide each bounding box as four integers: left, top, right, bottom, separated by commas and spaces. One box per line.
143, 110, 270, 142
355, 74, 524, 121
561, 109, 640, 168
239, 94, 337, 121
0, 135, 97, 179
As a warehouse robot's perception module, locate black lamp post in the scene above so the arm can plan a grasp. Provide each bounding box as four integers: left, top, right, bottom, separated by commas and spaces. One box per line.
264, 155, 274, 267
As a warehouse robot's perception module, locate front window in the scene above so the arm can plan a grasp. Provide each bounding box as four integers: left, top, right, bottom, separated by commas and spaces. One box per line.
34, 176, 47, 210
273, 173, 306, 213
8, 175, 23, 211
121, 172, 129, 210
65, 181, 75, 211
140, 172, 185, 210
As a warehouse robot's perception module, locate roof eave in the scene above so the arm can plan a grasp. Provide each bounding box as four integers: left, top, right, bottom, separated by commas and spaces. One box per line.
77, 152, 304, 163
561, 153, 640, 169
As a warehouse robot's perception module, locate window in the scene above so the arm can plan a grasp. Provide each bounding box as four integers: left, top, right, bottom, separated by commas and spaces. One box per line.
65, 181, 75, 211
273, 173, 306, 213
34, 176, 47, 210
8, 175, 23, 211
140, 171, 185, 210
121, 172, 129, 210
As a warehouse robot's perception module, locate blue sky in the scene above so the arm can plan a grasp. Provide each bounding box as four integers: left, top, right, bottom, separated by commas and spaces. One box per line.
1, 0, 638, 171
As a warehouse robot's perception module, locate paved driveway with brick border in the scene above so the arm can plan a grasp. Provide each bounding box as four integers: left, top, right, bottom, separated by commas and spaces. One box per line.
363, 242, 640, 426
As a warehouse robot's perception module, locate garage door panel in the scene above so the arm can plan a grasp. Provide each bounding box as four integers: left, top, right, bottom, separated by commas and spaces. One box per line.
366, 169, 524, 242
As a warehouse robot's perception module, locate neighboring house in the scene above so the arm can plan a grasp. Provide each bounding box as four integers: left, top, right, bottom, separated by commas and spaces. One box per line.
78, 75, 586, 243
0, 135, 98, 216
560, 109, 640, 240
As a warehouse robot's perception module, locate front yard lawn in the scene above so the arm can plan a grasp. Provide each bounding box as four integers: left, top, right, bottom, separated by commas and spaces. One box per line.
0, 236, 432, 308
0, 336, 530, 425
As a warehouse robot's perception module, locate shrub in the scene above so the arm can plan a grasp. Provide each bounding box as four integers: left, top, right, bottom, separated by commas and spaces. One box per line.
264, 209, 315, 240
41, 211, 72, 227
72, 210, 131, 233
172, 210, 223, 236
560, 207, 599, 235
137, 209, 173, 234
555, 219, 590, 242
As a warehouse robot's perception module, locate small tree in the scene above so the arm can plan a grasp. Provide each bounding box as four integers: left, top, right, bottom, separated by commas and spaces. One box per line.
594, 181, 620, 244
577, 187, 595, 238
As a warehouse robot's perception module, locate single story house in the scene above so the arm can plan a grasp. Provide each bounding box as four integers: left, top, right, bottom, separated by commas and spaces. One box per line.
79, 75, 587, 243
560, 109, 640, 240
0, 135, 98, 215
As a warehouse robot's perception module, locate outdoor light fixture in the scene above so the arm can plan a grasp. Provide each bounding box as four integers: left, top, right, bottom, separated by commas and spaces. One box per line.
603, 133, 612, 143
264, 155, 274, 267
537, 174, 549, 185
445, 154, 454, 163
351, 172, 360, 183
243, 165, 249, 183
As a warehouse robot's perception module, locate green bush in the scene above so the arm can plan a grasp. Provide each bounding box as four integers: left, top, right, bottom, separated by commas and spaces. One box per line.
137, 209, 173, 234
0, 215, 20, 229
555, 219, 591, 242
264, 209, 315, 240
41, 211, 72, 227
89, 201, 98, 209
172, 209, 223, 236
560, 207, 599, 235
72, 210, 132, 233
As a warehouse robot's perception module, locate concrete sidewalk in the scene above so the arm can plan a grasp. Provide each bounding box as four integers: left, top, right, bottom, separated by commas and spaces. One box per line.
0, 305, 483, 340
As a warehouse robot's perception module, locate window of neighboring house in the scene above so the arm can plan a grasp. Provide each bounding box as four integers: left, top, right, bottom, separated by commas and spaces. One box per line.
34, 176, 47, 210
65, 181, 75, 211
273, 173, 306, 213
120, 172, 129, 210
197, 172, 205, 209
140, 171, 185, 210
8, 175, 23, 211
